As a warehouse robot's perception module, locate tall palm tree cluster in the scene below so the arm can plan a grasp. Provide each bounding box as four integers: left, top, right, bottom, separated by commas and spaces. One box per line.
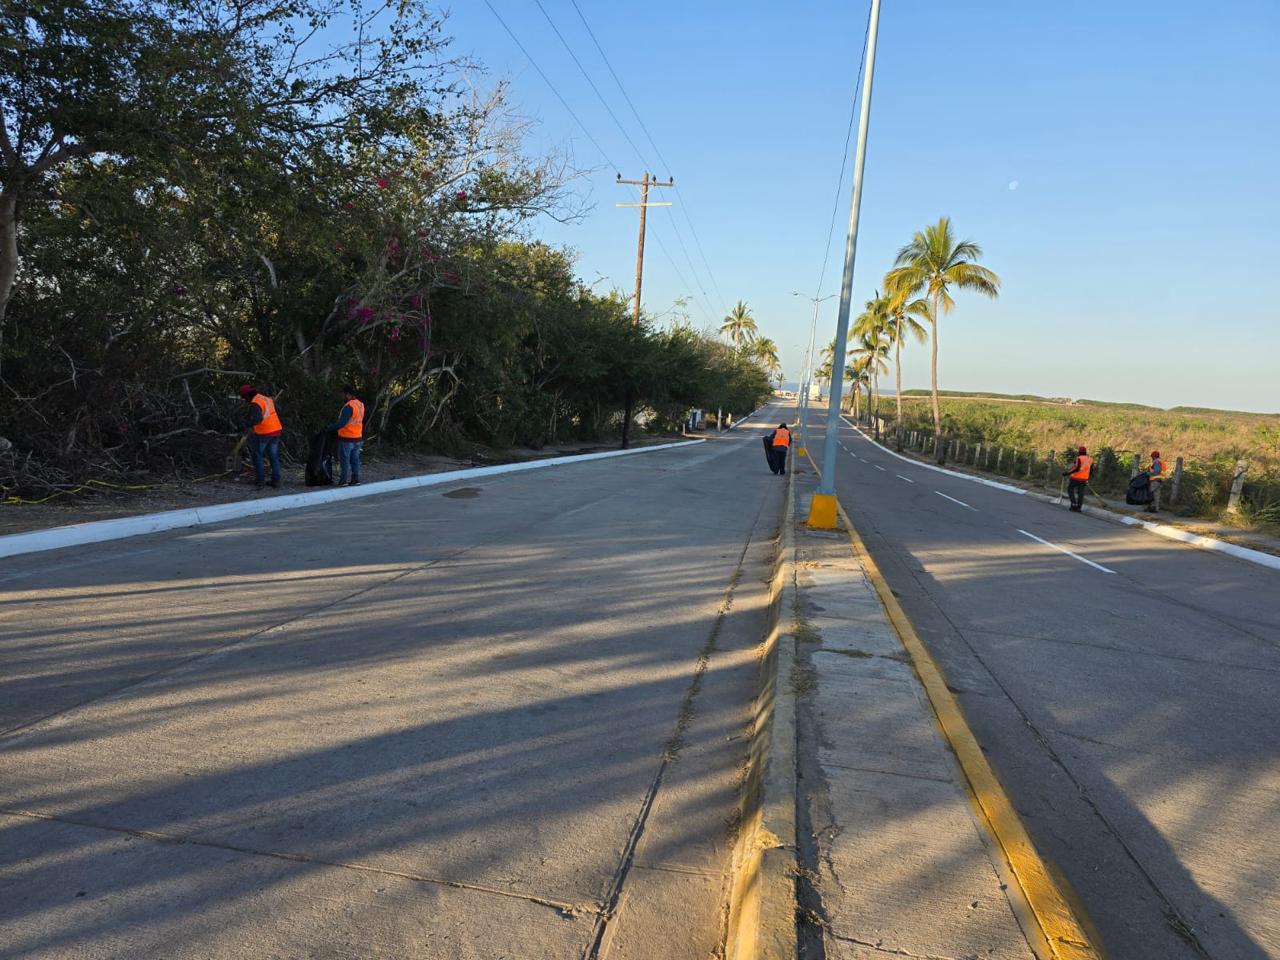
837, 217, 1000, 459
720, 300, 784, 390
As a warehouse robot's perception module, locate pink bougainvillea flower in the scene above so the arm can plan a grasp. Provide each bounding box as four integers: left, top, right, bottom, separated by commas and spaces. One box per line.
376, 177, 388, 189
389, 328, 401, 342
343, 201, 355, 210
354, 306, 375, 325
456, 190, 467, 201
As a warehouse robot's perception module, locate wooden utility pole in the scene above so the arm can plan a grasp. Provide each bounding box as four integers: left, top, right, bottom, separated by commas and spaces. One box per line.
616, 172, 673, 324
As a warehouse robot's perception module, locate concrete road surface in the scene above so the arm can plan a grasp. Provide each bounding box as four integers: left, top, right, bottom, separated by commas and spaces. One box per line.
798, 404, 1280, 960
0, 423, 785, 960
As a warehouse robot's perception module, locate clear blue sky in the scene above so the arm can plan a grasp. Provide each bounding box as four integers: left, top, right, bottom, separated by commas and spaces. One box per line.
434, 1, 1278, 412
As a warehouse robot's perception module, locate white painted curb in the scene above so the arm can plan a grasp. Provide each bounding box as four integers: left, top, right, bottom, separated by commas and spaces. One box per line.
839, 418, 1280, 573
0, 439, 706, 561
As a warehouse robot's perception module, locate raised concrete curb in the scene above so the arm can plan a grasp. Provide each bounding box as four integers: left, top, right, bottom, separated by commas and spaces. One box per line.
0, 439, 705, 561
844, 420, 1280, 573
726, 471, 798, 960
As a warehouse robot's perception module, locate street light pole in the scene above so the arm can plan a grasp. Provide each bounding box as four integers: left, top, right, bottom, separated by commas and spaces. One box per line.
808, 0, 883, 529
791, 291, 836, 457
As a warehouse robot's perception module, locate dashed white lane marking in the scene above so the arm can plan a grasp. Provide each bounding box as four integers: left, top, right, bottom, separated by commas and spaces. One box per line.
873, 464, 887, 472
1017, 529, 1116, 574
935, 491, 977, 511
896, 474, 915, 483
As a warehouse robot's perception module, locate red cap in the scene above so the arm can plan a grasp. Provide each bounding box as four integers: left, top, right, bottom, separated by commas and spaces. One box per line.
1078, 446, 1087, 454
1151, 450, 1160, 458
239, 384, 256, 398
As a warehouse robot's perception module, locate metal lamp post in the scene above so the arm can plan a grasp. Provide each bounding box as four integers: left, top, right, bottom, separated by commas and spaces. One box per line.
807, 0, 883, 529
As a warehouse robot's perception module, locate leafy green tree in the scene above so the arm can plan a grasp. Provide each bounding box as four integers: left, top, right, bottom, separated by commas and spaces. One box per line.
0, 0, 452, 373
719, 300, 758, 348
885, 216, 1000, 457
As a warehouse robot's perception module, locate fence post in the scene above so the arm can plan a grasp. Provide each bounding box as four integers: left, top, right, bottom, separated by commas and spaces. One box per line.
996, 447, 1004, 472
1131, 457, 1140, 479
974, 443, 982, 466
1226, 460, 1249, 513
1027, 450, 1036, 479
1171, 456, 1184, 505
1045, 455, 1055, 488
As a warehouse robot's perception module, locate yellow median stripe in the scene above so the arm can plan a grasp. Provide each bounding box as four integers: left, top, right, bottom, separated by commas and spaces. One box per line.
803, 450, 1103, 960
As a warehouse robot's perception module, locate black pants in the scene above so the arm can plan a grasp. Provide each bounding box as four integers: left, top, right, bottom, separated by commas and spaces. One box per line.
1067, 478, 1086, 509
772, 446, 788, 474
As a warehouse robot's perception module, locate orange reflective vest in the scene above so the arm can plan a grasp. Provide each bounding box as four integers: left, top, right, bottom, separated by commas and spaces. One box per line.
251, 395, 282, 435
338, 398, 364, 439
1150, 458, 1166, 481
771, 428, 791, 448
1070, 455, 1093, 481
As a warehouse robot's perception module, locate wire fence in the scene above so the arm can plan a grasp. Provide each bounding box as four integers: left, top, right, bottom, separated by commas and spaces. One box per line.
854, 414, 1280, 527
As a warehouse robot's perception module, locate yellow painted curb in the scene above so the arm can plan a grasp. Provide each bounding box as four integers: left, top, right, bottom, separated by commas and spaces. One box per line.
725, 472, 798, 960
805, 451, 1104, 960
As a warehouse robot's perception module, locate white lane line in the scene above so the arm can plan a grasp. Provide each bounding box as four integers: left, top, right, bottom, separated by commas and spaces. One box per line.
896, 474, 915, 483
873, 464, 887, 472
935, 491, 977, 511
1018, 529, 1116, 574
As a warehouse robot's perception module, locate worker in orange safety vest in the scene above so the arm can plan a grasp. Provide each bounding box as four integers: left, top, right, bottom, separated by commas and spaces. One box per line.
327, 384, 365, 486
1062, 446, 1093, 512
769, 423, 791, 476
240, 384, 283, 489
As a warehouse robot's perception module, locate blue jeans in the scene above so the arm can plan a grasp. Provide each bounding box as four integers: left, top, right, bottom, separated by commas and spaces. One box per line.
250, 435, 281, 484
338, 439, 362, 484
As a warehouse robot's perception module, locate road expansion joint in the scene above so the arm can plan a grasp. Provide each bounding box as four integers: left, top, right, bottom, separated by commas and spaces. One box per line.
0, 805, 589, 918
0, 474, 669, 747
585, 488, 772, 960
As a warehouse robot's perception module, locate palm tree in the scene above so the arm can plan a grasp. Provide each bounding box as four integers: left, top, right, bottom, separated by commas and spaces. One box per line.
852, 331, 890, 426
882, 278, 930, 435
885, 216, 1000, 458
845, 356, 871, 419
852, 293, 892, 423
720, 300, 758, 348
752, 336, 781, 374
816, 340, 836, 394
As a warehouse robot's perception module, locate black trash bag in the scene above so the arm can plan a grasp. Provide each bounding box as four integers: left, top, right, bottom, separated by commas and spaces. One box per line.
1126, 472, 1153, 505
762, 436, 778, 474
306, 430, 338, 487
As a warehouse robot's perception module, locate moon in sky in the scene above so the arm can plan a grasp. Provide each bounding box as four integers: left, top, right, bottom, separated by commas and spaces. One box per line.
1008, 180, 1020, 191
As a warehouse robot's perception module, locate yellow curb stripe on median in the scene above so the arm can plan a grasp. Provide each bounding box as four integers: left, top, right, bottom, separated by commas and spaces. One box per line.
803, 450, 1104, 960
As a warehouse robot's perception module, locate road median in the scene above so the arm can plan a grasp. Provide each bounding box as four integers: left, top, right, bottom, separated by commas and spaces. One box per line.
797, 449, 1104, 960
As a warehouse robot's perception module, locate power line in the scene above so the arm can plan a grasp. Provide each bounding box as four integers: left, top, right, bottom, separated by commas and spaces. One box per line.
530, 0, 654, 172
814, 2, 874, 302
480, 0, 619, 170
482, 1, 716, 326
566, 0, 731, 318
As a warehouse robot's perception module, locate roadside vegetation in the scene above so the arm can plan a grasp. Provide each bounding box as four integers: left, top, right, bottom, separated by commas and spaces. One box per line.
0, 1, 771, 504
884, 396, 1280, 528
808, 214, 1276, 529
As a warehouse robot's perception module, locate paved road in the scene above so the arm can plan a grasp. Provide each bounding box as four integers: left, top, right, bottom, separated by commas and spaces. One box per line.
798, 405, 1280, 960
0, 424, 784, 960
